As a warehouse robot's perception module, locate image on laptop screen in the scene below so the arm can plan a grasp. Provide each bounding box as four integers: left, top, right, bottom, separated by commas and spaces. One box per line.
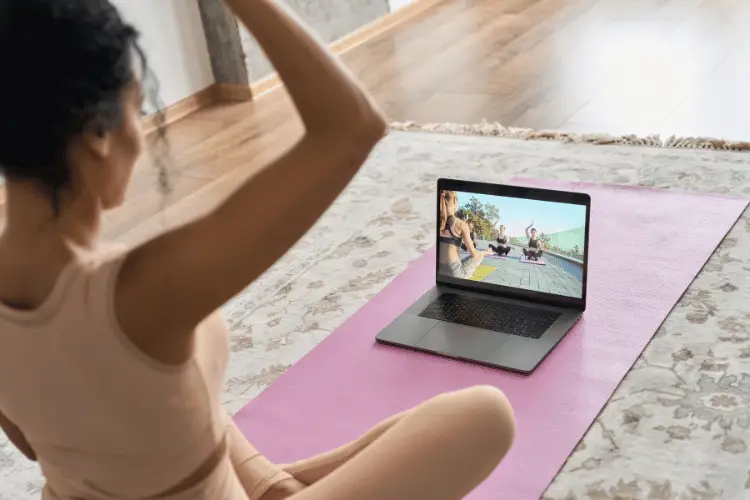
438, 189, 587, 299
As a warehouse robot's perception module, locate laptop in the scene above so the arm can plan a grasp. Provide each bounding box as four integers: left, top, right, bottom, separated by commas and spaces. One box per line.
376, 179, 590, 374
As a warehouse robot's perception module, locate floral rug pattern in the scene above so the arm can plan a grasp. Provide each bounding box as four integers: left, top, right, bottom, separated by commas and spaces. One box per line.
2, 131, 750, 499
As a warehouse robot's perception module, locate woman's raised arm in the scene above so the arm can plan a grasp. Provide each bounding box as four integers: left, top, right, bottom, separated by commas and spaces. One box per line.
115, 0, 387, 352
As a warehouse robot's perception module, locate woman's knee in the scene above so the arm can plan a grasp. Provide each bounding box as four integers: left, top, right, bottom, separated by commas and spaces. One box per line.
463, 386, 514, 443
434, 386, 516, 455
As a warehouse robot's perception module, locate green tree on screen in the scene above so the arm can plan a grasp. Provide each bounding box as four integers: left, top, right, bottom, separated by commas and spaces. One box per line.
455, 197, 501, 240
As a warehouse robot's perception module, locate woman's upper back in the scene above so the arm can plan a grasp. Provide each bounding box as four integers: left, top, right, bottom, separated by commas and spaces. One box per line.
439, 216, 469, 264
439, 216, 463, 246
0, 248, 230, 497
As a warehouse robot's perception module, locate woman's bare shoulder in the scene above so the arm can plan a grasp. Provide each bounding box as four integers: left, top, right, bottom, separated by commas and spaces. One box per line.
454, 219, 469, 233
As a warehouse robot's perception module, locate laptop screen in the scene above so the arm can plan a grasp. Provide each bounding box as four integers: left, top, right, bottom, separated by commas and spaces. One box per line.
438, 188, 588, 300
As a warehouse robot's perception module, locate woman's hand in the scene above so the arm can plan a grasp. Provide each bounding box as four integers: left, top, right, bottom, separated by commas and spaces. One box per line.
261, 478, 307, 500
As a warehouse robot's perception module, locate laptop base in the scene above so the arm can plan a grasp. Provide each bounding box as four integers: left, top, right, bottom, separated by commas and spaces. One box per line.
375, 285, 582, 374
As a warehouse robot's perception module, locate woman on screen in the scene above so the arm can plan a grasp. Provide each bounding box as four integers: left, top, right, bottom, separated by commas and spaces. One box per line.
439, 191, 491, 278
522, 222, 545, 261
489, 223, 511, 257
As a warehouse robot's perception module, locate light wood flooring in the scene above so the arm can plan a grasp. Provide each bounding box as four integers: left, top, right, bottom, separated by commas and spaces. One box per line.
466, 243, 583, 297
476, 254, 583, 297
17, 0, 750, 243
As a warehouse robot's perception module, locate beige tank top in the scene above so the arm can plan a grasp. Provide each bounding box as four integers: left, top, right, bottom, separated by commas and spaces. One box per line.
0, 248, 230, 498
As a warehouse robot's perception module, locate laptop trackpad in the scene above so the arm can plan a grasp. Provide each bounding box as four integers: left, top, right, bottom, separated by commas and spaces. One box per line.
417, 322, 509, 364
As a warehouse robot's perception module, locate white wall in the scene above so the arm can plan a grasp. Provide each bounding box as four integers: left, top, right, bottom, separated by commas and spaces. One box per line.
388, 0, 415, 11
240, 0, 390, 81
112, 0, 214, 108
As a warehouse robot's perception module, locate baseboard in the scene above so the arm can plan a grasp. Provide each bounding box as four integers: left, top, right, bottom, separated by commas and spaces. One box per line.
213, 83, 254, 103
336, 0, 448, 54
250, 0, 448, 98
140, 83, 253, 136
141, 85, 217, 135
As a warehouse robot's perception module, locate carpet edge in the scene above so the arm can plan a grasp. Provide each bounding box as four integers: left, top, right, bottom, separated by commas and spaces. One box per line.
390, 121, 750, 152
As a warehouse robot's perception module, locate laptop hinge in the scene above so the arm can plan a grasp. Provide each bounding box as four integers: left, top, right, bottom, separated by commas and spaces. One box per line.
436, 280, 585, 311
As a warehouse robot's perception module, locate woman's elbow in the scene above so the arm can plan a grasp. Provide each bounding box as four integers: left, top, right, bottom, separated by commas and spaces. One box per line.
356, 105, 388, 147
332, 113, 387, 164
307, 102, 387, 161
343, 92, 388, 146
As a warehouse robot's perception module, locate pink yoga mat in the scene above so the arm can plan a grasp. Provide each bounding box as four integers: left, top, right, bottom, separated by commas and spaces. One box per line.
235, 179, 747, 499
520, 258, 546, 265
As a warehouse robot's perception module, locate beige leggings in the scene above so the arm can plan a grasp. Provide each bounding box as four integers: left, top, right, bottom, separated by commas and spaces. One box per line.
224, 386, 516, 500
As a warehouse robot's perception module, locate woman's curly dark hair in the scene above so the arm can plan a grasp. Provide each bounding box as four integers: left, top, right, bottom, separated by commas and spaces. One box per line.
0, 0, 169, 209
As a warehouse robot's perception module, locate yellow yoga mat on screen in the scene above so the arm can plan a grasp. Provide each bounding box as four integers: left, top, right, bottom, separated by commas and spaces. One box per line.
469, 265, 496, 281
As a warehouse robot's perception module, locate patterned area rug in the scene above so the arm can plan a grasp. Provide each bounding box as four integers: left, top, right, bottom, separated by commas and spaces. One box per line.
230, 129, 750, 500
3, 128, 750, 499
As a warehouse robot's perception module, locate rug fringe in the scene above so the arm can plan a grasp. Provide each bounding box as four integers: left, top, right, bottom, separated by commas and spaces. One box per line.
389, 121, 750, 152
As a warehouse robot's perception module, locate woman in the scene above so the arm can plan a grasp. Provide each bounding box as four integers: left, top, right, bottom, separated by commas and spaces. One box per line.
0, 1, 515, 499
488, 223, 511, 257
439, 191, 492, 278
522, 221, 544, 261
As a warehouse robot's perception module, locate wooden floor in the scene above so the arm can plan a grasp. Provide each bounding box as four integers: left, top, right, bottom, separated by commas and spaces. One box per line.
467, 246, 583, 297
100, 0, 750, 245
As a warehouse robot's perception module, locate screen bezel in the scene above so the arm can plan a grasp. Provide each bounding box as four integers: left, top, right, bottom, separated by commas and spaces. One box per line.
436, 178, 591, 311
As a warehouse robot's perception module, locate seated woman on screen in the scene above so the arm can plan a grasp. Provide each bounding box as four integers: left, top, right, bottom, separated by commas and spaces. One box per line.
439, 191, 492, 278
488, 222, 511, 256
522, 222, 545, 261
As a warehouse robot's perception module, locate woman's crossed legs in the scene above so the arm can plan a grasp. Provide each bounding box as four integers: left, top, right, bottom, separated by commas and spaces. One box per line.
488, 245, 511, 256
522, 248, 543, 261
229, 386, 515, 500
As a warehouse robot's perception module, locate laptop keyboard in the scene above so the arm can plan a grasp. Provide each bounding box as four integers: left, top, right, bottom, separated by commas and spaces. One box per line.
419, 293, 561, 339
